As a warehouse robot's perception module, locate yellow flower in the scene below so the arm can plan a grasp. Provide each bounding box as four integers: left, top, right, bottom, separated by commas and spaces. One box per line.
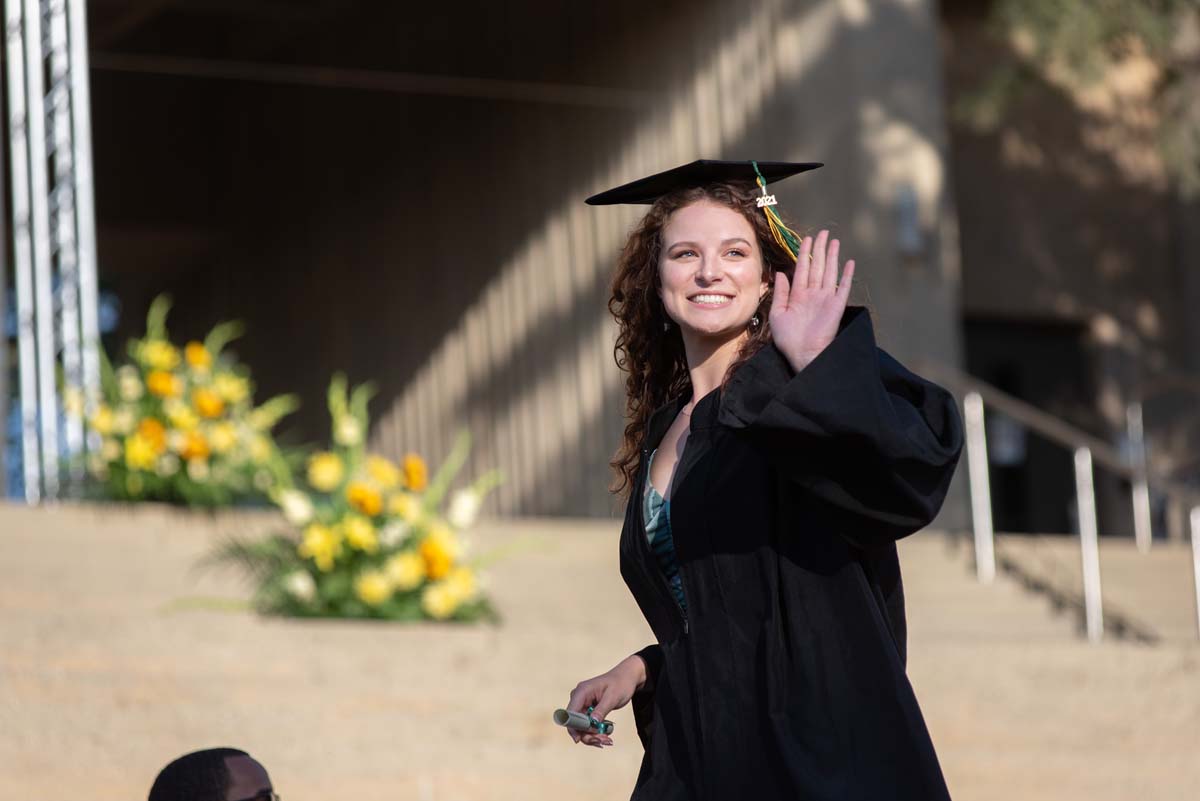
164, 399, 199, 432
419, 522, 460, 580
354, 570, 392, 607
89, 405, 115, 436
213, 373, 249, 404
366, 455, 401, 489
248, 434, 272, 465
421, 581, 460, 620
388, 491, 423, 524
307, 451, 344, 492
346, 481, 383, 517
184, 341, 212, 372
124, 433, 158, 471
179, 431, 210, 461
297, 523, 341, 572
342, 514, 379, 553
141, 340, 180, 370
403, 453, 428, 491
192, 387, 225, 419
209, 422, 237, 454
442, 566, 478, 604
384, 551, 426, 591
136, 418, 167, 454
146, 370, 182, 399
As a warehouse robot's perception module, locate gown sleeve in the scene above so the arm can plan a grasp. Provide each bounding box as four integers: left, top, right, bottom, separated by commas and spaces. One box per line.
717, 306, 963, 546
630, 643, 664, 750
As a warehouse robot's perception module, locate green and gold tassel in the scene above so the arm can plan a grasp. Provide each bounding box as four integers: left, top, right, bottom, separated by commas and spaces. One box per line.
752, 161, 803, 260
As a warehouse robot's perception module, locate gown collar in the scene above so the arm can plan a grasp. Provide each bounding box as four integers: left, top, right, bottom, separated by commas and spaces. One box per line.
644, 383, 722, 450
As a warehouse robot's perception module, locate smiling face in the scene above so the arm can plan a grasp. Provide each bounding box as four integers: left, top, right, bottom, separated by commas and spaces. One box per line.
657, 199, 770, 340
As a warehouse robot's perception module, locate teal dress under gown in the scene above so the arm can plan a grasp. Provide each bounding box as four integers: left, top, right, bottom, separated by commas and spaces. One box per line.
643, 448, 687, 614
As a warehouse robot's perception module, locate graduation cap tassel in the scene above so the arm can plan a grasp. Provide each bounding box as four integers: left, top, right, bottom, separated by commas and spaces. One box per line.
752, 161, 803, 260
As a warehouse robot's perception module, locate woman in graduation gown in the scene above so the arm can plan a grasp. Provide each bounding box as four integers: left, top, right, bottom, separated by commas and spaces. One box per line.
563, 160, 964, 801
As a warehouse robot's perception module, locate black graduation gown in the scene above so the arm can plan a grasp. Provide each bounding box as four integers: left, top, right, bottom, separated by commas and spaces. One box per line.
619, 306, 963, 801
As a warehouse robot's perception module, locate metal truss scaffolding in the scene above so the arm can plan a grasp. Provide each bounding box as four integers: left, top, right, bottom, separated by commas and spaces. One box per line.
3, 0, 99, 502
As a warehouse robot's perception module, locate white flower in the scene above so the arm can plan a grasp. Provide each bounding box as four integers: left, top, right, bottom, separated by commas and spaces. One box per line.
112, 407, 136, 435
167, 430, 187, 453
156, 454, 180, 477
333, 415, 363, 446
87, 453, 109, 479
379, 520, 410, 548
186, 458, 209, 481
447, 489, 482, 529
276, 489, 315, 527
117, 366, 144, 402
100, 438, 121, 462
62, 387, 85, 417
283, 570, 316, 602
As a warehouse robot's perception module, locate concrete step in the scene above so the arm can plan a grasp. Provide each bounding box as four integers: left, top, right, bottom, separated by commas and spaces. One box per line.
1, 503, 1197, 801
990, 533, 1199, 643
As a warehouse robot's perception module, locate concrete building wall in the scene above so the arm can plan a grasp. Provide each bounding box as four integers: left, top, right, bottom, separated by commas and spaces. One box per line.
940, 2, 1197, 536
90, 0, 965, 519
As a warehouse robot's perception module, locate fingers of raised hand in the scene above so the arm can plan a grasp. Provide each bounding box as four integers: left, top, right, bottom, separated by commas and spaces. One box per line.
795, 235, 813, 288
823, 237, 840, 290
772, 270, 790, 315
811, 230, 830, 288
837, 260, 855, 300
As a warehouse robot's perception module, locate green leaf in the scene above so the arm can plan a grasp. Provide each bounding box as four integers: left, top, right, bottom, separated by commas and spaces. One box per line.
327, 373, 349, 420
145, 293, 172, 341
423, 429, 471, 511
98, 344, 119, 400
203, 319, 245, 356
205, 533, 299, 579
159, 596, 253, 614
252, 393, 300, 429
348, 380, 377, 428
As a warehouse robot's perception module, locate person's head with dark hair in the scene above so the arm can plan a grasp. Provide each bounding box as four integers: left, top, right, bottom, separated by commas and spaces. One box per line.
148, 747, 275, 801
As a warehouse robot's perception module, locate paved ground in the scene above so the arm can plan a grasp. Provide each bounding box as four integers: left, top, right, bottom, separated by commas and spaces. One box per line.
1, 503, 1197, 801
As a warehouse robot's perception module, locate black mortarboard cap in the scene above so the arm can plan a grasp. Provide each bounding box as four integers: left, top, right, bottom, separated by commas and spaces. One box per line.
586, 159, 821, 258
584, 159, 822, 205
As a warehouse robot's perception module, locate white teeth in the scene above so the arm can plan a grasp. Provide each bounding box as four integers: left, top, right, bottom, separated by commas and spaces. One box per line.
691, 294, 732, 304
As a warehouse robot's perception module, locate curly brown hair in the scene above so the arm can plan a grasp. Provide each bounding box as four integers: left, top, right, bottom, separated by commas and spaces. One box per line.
607, 181, 801, 498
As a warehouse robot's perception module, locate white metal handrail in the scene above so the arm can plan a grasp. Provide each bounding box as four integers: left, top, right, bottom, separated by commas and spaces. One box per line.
920, 362, 1200, 643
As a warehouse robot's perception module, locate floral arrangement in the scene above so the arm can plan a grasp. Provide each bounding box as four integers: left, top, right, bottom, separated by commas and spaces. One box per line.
75, 294, 297, 506
216, 375, 502, 623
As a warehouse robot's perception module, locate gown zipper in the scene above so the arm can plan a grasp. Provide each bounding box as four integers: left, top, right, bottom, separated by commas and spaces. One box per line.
639, 445, 690, 635
641, 440, 706, 800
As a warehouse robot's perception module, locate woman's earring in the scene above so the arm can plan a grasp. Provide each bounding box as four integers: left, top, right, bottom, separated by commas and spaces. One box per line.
663, 320, 671, 332
749, 313, 761, 330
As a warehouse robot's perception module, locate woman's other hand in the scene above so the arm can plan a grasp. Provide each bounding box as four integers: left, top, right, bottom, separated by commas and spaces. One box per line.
563, 653, 647, 748
769, 229, 855, 374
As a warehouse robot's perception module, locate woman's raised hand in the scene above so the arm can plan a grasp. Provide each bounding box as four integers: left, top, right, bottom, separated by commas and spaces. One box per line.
768, 229, 854, 374
563, 654, 646, 748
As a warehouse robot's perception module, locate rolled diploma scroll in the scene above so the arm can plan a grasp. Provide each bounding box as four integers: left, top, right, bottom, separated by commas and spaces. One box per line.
553, 708, 614, 735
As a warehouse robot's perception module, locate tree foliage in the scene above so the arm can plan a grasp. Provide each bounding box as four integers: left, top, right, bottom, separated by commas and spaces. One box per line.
977, 0, 1200, 196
